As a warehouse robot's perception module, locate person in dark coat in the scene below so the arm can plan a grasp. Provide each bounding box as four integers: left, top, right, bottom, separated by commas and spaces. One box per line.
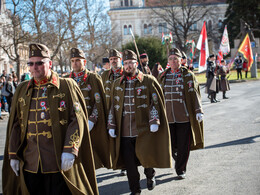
217, 60, 230, 99
206, 54, 219, 103
234, 55, 243, 80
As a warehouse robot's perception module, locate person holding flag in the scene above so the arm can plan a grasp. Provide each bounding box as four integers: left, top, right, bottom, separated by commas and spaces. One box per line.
237, 33, 254, 78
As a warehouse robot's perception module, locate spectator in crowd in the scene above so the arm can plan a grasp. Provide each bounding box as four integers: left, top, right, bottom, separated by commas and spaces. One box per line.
243, 59, 249, 78
234, 55, 243, 79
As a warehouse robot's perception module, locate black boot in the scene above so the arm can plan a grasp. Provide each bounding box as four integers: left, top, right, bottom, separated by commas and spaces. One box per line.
210, 94, 216, 103
223, 92, 229, 99
214, 93, 220, 102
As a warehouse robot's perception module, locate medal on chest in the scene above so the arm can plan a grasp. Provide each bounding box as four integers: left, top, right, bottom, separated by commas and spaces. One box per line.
58, 100, 66, 111
40, 101, 47, 119
42, 87, 47, 97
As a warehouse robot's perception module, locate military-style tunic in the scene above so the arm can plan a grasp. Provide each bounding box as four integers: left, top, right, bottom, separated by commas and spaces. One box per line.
101, 67, 123, 111
3, 71, 98, 195
158, 67, 204, 150
108, 74, 160, 137
108, 71, 172, 169
163, 69, 202, 123
68, 69, 112, 169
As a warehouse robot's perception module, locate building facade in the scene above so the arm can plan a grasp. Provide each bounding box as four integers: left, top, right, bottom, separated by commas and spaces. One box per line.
0, 0, 29, 78
0, 0, 13, 74
108, 0, 228, 52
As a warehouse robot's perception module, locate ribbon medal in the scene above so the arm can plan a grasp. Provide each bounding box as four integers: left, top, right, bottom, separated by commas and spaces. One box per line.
94, 93, 101, 103
58, 100, 66, 111
60, 100, 66, 108
40, 101, 46, 110
41, 112, 45, 119
42, 87, 47, 97
137, 88, 142, 95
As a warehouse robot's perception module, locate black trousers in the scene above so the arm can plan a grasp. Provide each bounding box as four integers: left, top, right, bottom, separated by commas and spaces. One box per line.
237, 68, 242, 79
169, 123, 192, 175
24, 170, 71, 195
121, 137, 155, 193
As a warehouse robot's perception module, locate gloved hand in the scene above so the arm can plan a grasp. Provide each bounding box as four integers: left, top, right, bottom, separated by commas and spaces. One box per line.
108, 129, 116, 138
61, 152, 75, 172
150, 124, 159, 132
196, 113, 204, 123
10, 159, 19, 176
88, 121, 94, 131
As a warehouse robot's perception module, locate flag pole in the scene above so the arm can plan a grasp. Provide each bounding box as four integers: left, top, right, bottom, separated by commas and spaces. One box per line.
130, 28, 145, 73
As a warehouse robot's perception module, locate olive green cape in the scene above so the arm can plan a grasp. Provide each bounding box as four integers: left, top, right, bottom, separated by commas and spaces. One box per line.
2, 71, 99, 195
110, 72, 172, 169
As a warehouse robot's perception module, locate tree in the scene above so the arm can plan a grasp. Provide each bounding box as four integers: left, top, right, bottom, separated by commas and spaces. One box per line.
122, 36, 168, 69
147, 0, 220, 52
223, 0, 260, 48
0, 0, 29, 79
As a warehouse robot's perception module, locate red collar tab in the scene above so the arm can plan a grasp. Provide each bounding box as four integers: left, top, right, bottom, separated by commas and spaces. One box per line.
171, 68, 181, 74
126, 74, 137, 80
34, 78, 49, 86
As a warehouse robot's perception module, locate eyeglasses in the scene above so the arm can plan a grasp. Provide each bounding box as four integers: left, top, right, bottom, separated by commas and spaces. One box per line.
27, 61, 45, 66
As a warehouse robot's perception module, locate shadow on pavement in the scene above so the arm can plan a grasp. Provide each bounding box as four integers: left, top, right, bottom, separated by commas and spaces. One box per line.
205, 135, 260, 149
96, 172, 125, 183
98, 180, 129, 195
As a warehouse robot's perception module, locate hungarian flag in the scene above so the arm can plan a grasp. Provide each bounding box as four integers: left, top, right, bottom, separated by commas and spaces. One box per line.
238, 33, 254, 70
162, 32, 165, 45
196, 21, 209, 72
169, 32, 173, 43
186, 40, 196, 61
217, 50, 223, 63
219, 25, 230, 56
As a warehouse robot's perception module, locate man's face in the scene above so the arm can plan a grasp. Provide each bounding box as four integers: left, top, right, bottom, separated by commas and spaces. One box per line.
109, 56, 121, 70
123, 60, 137, 76
168, 55, 181, 70
140, 57, 148, 66
28, 57, 52, 81
70, 57, 86, 73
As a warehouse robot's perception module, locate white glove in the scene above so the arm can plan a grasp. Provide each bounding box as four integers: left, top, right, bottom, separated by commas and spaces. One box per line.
10, 159, 19, 176
61, 152, 75, 172
150, 124, 159, 132
88, 121, 94, 131
196, 113, 204, 123
108, 129, 117, 138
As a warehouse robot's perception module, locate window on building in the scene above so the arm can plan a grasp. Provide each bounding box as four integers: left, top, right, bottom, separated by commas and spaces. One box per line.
193, 23, 197, 30
124, 25, 128, 35
124, 0, 129, 6
130, 0, 133, 6
159, 23, 162, 33
163, 23, 167, 33
128, 25, 132, 35
121, 0, 123, 6
148, 24, 152, 34
144, 24, 148, 34
218, 19, 223, 29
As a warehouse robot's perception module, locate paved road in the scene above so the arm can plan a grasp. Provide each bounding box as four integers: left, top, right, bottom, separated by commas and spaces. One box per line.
0, 80, 260, 194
